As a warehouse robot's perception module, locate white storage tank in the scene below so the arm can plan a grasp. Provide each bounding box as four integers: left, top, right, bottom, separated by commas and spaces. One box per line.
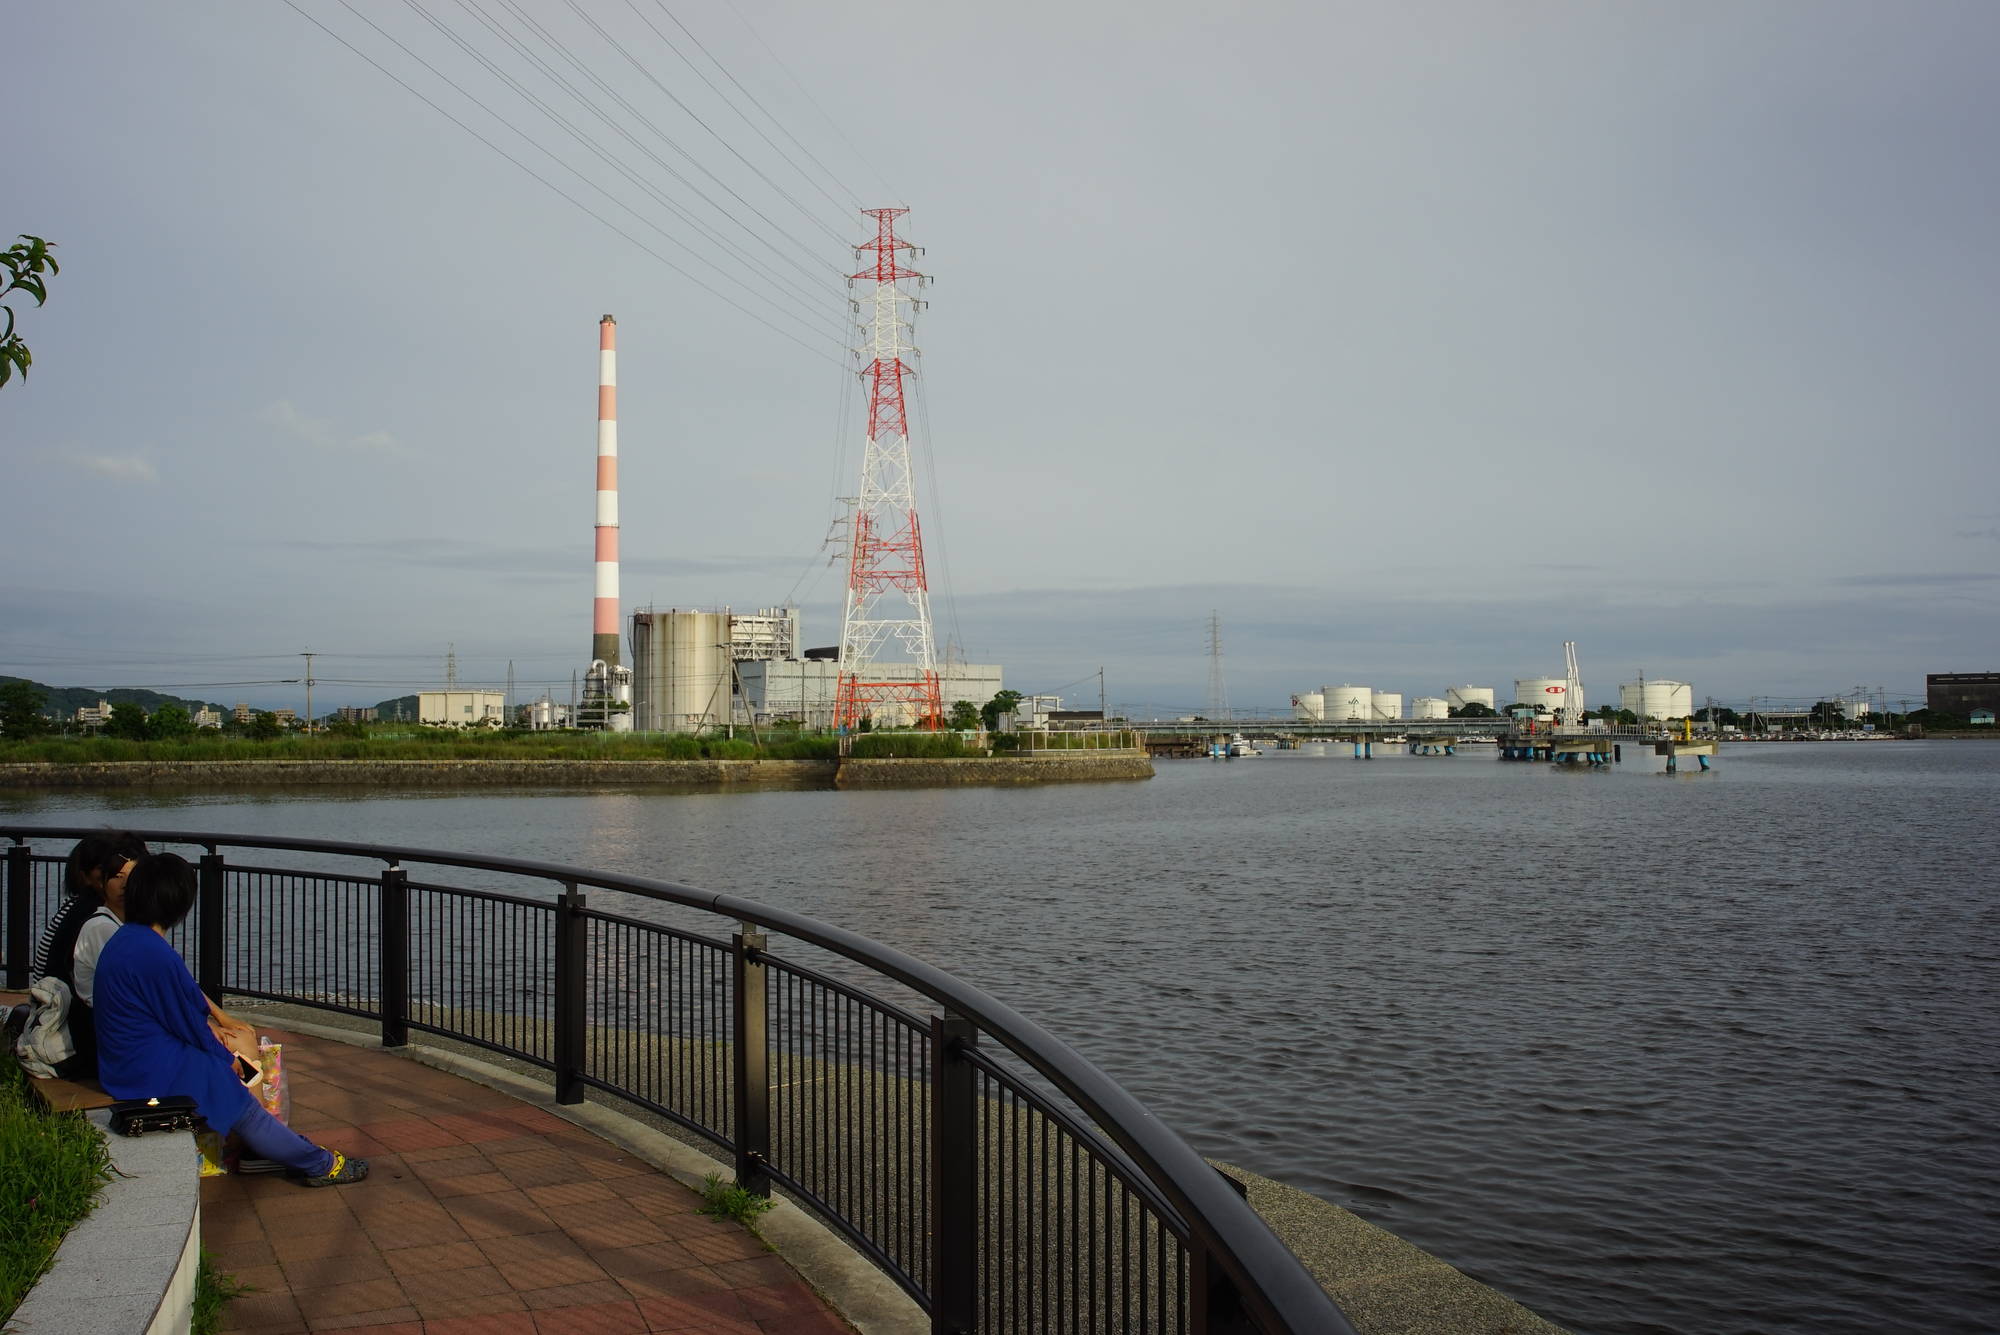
1411, 696, 1449, 720
1321, 685, 1373, 721
1445, 685, 1495, 712
1515, 678, 1569, 712
1371, 692, 1403, 721
631, 610, 734, 733
1619, 680, 1693, 719
1292, 692, 1325, 721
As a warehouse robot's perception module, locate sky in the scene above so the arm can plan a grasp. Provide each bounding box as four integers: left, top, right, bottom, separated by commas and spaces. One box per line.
5, 1, 1996, 718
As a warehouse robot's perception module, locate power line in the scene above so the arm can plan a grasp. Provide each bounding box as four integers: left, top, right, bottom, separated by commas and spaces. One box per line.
285, 0, 849, 365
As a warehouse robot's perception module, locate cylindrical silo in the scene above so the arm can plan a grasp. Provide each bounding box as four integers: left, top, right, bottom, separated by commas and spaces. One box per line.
1292, 692, 1325, 721
631, 610, 733, 732
1411, 696, 1449, 720
1445, 685, 1495, 712
1371, 692, 1403, 721
1515, 678, 1569, 711
1619, 680, 1693, 719
1321, 685, 1373, 721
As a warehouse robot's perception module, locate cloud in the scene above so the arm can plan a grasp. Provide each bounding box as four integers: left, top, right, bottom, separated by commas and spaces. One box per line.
261, 400, 398, 452
1952, 527, 2000, 542
64, 450, 159, 483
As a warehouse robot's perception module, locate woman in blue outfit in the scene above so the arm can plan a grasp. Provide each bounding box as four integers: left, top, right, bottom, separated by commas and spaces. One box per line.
94, 853, 368, 1187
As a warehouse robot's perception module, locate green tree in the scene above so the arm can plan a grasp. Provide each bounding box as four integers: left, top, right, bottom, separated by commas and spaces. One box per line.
0, 680, 50, 738
105, 701, 150, 740
248, 711, 283, 741
946, 699, 981, 730
1448, 702, 1497, 719
981, 689, 1024, 731
148, 704, 195, 740
1, 235, 59, 388
1808, 701, 1847, 727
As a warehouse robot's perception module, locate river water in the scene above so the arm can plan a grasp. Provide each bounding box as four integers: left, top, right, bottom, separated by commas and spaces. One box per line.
4, 741, 1995, 1335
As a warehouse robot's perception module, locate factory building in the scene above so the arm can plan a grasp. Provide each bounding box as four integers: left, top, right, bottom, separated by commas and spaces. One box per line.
1926, 672, 2000, 716
632, 606, 1000, 732
1619, 680, 1693, 720
419, 690, 507, 726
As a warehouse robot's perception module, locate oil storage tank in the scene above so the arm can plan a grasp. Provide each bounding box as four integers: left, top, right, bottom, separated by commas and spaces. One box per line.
1411, 696, 1449, 720
1321, 685, 1373, 721
1292, 692, 1326, 721
631, 610, 733, 732
1445, 685, 1495, 712
1619, 680, 1693, 719
1371, 692, 1404, 721
1515, 678, 1569, 712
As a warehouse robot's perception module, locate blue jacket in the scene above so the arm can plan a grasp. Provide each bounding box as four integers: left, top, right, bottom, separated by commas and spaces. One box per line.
94, 924, 254, 1131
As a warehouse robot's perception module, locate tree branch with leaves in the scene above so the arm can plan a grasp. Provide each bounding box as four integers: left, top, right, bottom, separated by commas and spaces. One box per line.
2, 235, 60, 388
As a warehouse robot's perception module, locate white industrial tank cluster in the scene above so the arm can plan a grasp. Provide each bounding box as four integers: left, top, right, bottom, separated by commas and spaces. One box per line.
1515, 678, 1570, 710
1289, 683, 1501, 721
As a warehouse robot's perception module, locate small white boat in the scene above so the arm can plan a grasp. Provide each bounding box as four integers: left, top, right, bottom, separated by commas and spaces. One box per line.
1227, 734, 1263, 757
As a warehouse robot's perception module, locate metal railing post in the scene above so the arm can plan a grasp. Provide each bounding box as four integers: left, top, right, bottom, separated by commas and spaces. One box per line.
731, 925, 771, 1195
5, 843, 31, 989
553, 883, 587, 1104
929, 1011, 978, 1335
380, 865, 409, 1048
197, 851, 226, 1001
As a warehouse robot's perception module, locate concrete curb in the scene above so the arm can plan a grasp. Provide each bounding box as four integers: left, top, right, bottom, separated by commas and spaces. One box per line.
7, 1112, 200, 1335
267, 1016, 926, 1335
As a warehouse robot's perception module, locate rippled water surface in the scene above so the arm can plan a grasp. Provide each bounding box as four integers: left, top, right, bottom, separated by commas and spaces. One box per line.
6, 741, 1997, 1334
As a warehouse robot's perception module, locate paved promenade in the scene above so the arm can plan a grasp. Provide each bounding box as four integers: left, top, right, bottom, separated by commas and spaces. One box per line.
204, 1028, 852, 1334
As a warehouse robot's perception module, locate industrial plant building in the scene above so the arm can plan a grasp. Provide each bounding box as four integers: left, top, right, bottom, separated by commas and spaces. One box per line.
419, 690, 507, 726
631, 607, 1001, 733
1926, 672, 2000, 716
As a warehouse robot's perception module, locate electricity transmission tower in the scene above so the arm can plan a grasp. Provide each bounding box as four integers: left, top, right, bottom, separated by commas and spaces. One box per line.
835, 208, 941, 731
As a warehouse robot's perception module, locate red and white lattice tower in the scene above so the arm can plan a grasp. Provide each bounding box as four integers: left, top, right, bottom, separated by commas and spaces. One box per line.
835, 208, 942, 731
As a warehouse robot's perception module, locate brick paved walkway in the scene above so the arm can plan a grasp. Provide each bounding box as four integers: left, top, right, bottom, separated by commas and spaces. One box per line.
204, 1028, 852, 1334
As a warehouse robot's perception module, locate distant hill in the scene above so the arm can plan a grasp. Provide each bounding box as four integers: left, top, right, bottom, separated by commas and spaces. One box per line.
0, 676, 228, 718
372, 695, 420, 722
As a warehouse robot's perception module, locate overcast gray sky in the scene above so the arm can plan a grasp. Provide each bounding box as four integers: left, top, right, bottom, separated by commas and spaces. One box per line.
6, 1, 1995, 716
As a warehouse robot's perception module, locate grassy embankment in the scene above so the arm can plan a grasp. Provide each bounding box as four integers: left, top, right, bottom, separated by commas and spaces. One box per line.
0, 728, 993, 764
0, 1061, 112, 1321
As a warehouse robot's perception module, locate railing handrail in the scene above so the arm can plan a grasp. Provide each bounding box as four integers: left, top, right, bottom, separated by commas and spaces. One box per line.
3, 823, 1350, 1333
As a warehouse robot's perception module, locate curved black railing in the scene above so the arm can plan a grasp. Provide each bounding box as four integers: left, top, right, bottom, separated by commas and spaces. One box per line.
3, 826, 1351, 1335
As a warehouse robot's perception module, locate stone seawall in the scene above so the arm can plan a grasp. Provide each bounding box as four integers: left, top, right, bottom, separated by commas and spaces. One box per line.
0, 752, 1153, 791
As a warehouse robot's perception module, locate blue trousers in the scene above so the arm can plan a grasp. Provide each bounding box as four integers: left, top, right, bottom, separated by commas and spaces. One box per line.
228, 1102, 333, 1176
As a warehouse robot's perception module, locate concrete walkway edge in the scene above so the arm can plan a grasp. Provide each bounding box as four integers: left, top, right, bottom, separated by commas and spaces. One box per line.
268, 1016, 925, 1335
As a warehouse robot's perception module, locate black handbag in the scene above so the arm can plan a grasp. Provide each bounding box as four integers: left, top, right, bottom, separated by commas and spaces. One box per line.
107, 1096, 201, 1136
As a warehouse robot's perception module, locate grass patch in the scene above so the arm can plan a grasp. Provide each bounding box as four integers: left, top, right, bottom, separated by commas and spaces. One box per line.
697, 1172, 775, 1226
192, 1247, 253, 1335
0, 1061, 113, 1322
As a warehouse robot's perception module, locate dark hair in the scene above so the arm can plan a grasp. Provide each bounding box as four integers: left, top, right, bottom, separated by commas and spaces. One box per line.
123, 853, 198, 930
64, 830, 149, 901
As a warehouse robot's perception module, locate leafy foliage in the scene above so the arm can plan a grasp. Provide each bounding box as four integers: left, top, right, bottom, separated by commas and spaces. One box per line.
696, 1173, 774, 1226
247, 712, 283, 741
981, 689, 1024, 731
191, 1248, 253, 1335
946, 699, 981, 730
148, 704, 195, 740
0, 1061, 112, 1320
1, 235, 58, 388
104, 702, 150, 741
0, 682, 49, 739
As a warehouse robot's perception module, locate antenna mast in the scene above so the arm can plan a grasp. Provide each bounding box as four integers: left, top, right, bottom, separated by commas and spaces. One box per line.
1207, 612, 1230, 722
835, 208, 942, 730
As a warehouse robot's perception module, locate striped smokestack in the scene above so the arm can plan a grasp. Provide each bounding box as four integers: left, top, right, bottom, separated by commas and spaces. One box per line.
593, 314, 620, 669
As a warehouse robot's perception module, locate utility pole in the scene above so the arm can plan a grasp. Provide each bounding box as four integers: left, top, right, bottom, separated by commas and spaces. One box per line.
300, 651, 316, 735
1099, 667, 1106, 722
1206, 612, 1230, 723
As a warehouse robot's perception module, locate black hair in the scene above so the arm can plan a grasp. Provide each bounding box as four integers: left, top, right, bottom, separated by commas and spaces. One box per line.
123, 853, 198, 930
63, 830, 149, 901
